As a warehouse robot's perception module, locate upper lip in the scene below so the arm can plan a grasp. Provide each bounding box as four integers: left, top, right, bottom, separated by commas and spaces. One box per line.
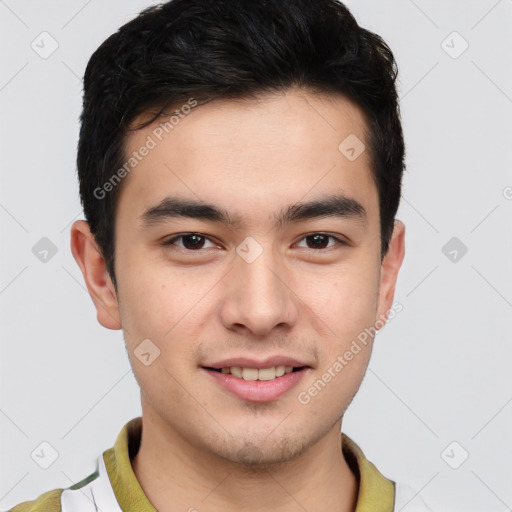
202, 356, 311, 370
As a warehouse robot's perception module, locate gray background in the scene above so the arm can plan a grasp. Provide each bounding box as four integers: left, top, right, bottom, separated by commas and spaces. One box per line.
1, 0, 511, 510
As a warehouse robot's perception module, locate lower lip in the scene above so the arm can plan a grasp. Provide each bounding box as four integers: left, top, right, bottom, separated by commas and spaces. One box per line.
202, 368, 309, 402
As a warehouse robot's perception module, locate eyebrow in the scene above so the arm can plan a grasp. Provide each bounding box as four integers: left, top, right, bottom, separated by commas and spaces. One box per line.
139, 193, 367, 229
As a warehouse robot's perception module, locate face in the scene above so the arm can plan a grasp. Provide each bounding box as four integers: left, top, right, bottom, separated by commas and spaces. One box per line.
72, 87, 405, 468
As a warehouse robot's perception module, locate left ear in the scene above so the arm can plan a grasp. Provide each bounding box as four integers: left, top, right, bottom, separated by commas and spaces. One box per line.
376, 219, 405, 326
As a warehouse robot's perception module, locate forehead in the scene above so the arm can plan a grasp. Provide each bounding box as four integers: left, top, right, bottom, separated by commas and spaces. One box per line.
116, 88, 378, 230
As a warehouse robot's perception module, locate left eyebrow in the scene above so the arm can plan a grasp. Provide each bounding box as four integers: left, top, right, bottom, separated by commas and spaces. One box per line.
276, 194, 367, 227
138, 193, 368, 229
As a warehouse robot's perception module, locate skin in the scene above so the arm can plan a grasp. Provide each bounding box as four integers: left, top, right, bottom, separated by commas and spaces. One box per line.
70, 87, 405, 512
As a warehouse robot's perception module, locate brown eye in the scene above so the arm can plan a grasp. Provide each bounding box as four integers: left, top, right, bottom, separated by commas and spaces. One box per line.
164, 234, 216, 250
296, 234, 343, 250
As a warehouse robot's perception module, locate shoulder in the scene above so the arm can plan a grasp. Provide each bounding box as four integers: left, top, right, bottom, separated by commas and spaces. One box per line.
7, 488, 63, 512
6, 452, 123, 512
6, 465, 102, 512
394, 481, 433, 512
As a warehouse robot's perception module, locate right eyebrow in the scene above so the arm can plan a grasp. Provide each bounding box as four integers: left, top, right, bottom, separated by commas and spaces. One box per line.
139, 196, 243, 228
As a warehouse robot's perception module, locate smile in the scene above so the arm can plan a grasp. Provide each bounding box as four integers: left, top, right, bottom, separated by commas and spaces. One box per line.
202, 366, 309, 402
206, 365, 304, 381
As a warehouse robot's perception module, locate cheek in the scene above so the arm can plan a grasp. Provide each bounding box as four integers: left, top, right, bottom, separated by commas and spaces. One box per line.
296, 263, 380, 398
300, 260, 380, 336
117, 259, 216, 351
116, 260, 178, 348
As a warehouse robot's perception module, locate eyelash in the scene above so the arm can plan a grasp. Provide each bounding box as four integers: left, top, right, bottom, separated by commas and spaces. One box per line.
162, 233, 346, 252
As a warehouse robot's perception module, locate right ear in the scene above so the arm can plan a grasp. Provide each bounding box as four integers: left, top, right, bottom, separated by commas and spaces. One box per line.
70, 220, 122, 330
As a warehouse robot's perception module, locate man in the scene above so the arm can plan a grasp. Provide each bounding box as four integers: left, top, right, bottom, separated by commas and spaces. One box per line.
10, 0, 431, 510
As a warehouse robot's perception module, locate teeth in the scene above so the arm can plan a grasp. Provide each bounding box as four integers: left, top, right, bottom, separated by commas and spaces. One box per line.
230, 367, 243, 378
218, 365, 300, 380
258, 367, 276, 381
242, 368, 259, 381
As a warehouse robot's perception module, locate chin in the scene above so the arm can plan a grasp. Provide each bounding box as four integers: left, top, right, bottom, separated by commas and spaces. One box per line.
204, 430, 311, 470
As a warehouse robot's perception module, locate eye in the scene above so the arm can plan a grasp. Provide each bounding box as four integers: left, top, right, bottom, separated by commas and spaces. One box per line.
163, 233, 218, 251
295, 233, 345, 250
162, 232, 346, 253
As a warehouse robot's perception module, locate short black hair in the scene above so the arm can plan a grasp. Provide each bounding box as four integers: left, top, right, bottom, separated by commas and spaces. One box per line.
77, 0, 405, 290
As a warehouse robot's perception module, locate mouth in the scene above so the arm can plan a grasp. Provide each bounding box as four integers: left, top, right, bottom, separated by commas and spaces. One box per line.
201, 365, 310, 402
202, 365, 308, 381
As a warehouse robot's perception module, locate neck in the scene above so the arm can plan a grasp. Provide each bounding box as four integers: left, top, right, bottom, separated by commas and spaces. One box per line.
131, 409, 359, 512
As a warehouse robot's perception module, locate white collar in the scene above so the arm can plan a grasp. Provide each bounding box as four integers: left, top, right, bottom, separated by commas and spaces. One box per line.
60, 454, 122, 512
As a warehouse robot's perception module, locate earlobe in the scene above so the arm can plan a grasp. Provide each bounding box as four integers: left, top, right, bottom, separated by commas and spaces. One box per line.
69, 220, 122, 330
376, 219, 406, 327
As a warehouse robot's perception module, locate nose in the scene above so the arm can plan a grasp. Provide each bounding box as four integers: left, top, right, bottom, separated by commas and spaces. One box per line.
219, 247, 299, 336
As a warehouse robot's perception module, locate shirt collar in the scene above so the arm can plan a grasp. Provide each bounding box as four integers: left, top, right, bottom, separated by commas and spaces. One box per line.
103, 416, 395, 512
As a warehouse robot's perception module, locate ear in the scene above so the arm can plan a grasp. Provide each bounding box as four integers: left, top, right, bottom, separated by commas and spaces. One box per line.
375, 219, 405, 327
70, 220, 122, 330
